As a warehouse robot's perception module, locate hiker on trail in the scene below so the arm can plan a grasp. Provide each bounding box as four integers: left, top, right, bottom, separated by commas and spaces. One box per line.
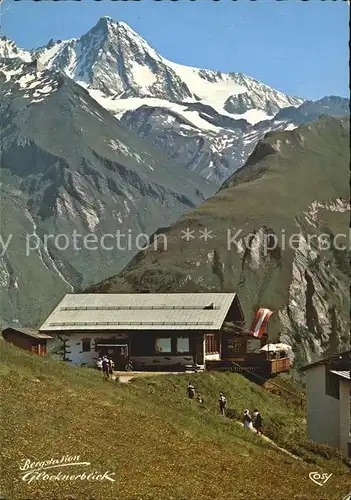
197, 393, 204, 404
219, 393, 227, 416
109, 358, 115, 375
252, 409, 263, 435
187, 382, 195, 399
102, 356, 110, 379
243, 409, 253, 429
96, 358, 102, 371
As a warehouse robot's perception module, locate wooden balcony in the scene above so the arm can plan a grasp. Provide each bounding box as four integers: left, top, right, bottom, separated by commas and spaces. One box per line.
206, 354, 291, 378
270, 357, 291, 374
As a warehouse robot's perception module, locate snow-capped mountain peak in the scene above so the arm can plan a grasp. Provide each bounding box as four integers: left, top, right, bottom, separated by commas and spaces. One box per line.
93, 15, 137, 36
0, 16, 315, 185
1, 18, 304, 122
0, 36, 31, 62
36, 16, 174, 99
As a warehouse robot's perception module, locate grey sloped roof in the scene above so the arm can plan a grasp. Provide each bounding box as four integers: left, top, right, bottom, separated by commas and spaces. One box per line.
39, 293, 237, 332
300, 351, 351, 371
329, 370, 350, 381
2, 326, 52, 339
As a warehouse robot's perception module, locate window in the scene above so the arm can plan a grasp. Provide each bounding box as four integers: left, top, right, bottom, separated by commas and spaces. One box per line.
325, 369, 340, 399
177, 337, 190, 354
205, 334, 219, 354
82, 339, 91, 352
232, 341, 244, 353
155, 338, 172, 354
247, 338, 261, 353
224, 338, 246, 354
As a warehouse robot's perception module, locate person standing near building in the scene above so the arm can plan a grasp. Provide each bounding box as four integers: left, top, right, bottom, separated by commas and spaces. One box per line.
102, 356, 110, 380
96, 357, 102, 371
187, 382, 195, 399
219, 392, 227, 416
109, 358, 115, 375
253, 409, 263, 435
243, 409, 253, 429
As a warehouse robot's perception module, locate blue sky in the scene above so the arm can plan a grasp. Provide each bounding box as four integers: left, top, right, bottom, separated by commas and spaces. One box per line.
1, 0, 349, 100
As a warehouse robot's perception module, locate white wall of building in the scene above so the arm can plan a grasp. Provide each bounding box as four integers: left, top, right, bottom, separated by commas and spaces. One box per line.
305, 365, 340, 448
47, 333, 196, 368
339, 379, 351, 456
47, 332, 128, 366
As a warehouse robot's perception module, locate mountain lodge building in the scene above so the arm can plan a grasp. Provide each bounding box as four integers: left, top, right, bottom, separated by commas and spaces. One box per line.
36, 293, 290, 376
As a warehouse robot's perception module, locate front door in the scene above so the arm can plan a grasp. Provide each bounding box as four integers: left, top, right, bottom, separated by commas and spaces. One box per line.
99, 346, 128, 370
113, 346, 128, 370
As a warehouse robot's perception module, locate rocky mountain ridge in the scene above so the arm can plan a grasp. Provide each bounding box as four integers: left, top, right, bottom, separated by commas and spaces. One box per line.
1, 19, 348, 183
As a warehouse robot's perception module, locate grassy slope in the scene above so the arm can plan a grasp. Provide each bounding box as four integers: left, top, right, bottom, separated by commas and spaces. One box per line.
1, 341, 350, 500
